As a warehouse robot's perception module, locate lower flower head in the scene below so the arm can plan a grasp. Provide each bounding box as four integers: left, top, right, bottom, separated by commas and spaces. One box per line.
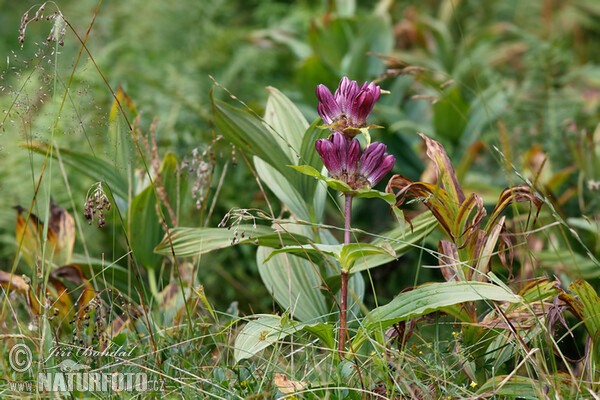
315, 133, 395, 191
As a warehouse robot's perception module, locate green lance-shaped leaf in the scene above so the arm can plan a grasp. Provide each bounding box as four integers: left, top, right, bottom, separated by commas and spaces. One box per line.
154, 225, 311, 257
352, 211, 438, 273
299, 122, 330, 205
267, 243, 395, 273
128, 185, 162, 269
562, 280, 600, 348
265, 212, 437, 274
234, 314, 305, 362
257, 246, 329, 323
302, 322, 335, 350
211, 90, 294, 181
254, 157, 312, 222
339, 243, 395, 273
353, 281, 521, 350
290, 164, 396, 203
23, 142, 128, 203
264, 86, 307, 165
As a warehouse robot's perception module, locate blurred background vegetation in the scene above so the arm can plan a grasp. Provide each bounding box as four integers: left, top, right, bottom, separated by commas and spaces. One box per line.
2, 0, 600, 314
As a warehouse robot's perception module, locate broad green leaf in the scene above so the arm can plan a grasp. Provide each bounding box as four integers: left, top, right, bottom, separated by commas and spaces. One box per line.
266, 242, 395, 273
128, 185, 162, 269
254, 157, 311, 222
23, 142, 128, 202
353, 281, 520, 349
264, 87, 307, 164
313, 178, 327, 224
339, 243, 395, 273
302, 322, 335, 349
484, 326, 542, 372
234, 315, 304, 362
459, 85, 508, 149
265, 243, 343, 264
352, 211, 438, 273
267, 213, 437, 274
298, 121, 329, 205
565, 280, 600, 340
476, 374, 574, 399
433, 86, 469, 142
159, 152, 189, 227
154, 225, 311, 257
347, 269, 365, 320
290, 165, 396, 203
211, 92, 294, 180
257, 246, 329, 323
307, 18, 351, 72
534, 250, 600, 279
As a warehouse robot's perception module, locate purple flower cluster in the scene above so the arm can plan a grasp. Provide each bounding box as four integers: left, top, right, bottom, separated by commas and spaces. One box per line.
316, 77, 381, 135
315, 133, 395, 190
315, 77, 394, 190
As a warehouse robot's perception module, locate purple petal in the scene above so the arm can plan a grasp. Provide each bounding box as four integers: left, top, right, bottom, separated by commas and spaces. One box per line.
358, 142, 387, 177
335, 77, 360, 115
315, 138, 342, 176
316, 84, 341, 124
346, 139, 360, 174
351, 91, 372, 125
367, 154, 395, 186
331, 132, 348, 172
317, 103, 332, 125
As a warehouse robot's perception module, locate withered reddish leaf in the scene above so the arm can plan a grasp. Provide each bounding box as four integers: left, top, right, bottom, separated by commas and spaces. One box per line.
109, 84, 137, 122
14, 199, 75, 269
456, 193, 486, 248
498, 227, 514, 274
468, 230, 488, 279
50, 264, 95, 320
273, 373, 307, 394
438, 240, 462, 281
48, 277, 75, 323
418, 133, 465, 205
46, 200, 75, 266
108, 306, 142, 339
473, 216, 505, 281
559, 280, 600, 338
386, 175, 456, 240
14, 206, 43, 270
480, 301, 552, 330
0, 270, 41, 314
485, 186, 542, 232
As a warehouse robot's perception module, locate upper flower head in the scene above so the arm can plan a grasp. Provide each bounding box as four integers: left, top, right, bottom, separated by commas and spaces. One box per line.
315, 132, 395, 191
316, 77, 381, 137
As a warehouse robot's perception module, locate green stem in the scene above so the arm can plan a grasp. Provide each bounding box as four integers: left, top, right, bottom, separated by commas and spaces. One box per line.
339, 194, 353, 358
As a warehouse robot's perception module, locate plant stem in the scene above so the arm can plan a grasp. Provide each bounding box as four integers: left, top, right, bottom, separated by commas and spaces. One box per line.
339, 194, 353, 358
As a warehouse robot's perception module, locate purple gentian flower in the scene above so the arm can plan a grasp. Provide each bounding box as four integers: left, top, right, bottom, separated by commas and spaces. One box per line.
357, 142, 395, 187
316, 77, 381, 136
315, 132, 360, 181
315, 133, 395, 190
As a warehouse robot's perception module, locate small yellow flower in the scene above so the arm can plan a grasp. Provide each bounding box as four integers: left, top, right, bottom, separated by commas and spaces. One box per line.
470, 381, 477, 388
